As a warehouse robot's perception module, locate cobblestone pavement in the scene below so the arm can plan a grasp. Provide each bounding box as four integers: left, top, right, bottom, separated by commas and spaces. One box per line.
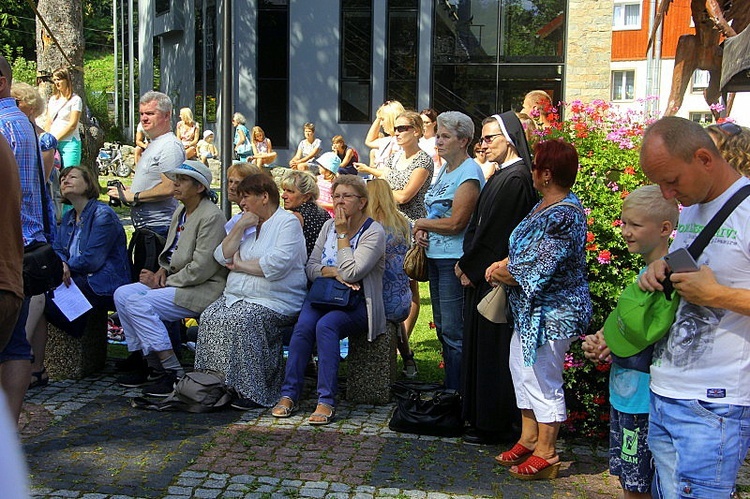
19, 362, 744, 498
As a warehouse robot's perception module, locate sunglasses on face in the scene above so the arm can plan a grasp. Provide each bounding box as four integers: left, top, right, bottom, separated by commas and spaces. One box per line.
394, 125, 414, 133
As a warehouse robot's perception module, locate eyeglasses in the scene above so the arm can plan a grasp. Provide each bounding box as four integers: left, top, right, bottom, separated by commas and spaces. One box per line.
394, 125, 413, 133
711, 122, 742, 137
481, 133, 503, 144
332, 193, 362, 201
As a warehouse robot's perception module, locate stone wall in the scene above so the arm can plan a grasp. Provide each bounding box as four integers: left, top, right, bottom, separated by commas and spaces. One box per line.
565, 0, 614, 103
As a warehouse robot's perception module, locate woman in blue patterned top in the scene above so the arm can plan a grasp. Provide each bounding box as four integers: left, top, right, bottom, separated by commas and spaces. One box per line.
489, 139, 592, 480
366, 179, 412, 371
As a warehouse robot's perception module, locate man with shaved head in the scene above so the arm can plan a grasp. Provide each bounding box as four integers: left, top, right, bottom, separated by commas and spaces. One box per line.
639, 116, 750, 497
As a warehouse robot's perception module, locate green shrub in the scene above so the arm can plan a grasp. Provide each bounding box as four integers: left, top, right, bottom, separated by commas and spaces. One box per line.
539, 99, 658, 437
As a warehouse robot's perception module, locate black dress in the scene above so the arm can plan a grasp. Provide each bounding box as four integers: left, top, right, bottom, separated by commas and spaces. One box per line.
458, 159, 537, 436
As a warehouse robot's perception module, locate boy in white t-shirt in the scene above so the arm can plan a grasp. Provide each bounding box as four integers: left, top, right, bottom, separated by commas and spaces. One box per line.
582, 185, 678, 499
197, 130, 218, 166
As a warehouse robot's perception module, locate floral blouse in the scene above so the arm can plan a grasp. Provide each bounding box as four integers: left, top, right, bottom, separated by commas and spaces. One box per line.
384, 149, 433, 222
507, 192, 592, 366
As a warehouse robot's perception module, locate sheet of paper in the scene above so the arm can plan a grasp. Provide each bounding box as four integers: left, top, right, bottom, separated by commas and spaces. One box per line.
51, 280, 93, 321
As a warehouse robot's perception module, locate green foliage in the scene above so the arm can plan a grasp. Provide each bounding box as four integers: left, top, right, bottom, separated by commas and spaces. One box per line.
540, 98, 658, 437
0, 5, 36, 60
8, 49, 37, 85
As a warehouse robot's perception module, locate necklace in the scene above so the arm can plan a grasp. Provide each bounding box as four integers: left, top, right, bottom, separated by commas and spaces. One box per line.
534, 193, 568, 214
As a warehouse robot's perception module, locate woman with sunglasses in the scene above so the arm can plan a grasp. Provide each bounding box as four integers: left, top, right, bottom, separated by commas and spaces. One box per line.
412, 111, 484, 391
706, 122, 750, 177
456, 111, 537, 446
44, 67, 82, 167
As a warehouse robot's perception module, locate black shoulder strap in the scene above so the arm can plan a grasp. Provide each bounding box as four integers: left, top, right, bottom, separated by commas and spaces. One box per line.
31, 124, 52, 240
687, 184, 750, 259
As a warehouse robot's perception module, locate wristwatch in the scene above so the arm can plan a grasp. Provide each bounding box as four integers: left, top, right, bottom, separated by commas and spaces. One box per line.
336, 232, 348, 240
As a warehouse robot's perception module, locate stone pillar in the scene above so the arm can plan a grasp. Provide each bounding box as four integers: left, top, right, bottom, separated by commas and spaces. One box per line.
565, 0, 614, 103
46, 308, 109, 380
346, 321, 398, 405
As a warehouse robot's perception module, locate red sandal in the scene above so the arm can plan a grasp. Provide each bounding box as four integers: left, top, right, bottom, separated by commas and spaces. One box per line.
494, 443, 534, 466
508, 455, 561, 480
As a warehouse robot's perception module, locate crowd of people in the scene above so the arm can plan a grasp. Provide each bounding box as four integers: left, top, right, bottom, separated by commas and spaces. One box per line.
2, 54, 750, 496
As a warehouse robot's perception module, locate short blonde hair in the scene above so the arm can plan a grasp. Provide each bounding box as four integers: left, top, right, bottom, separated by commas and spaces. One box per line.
376, 100, 405, 136
622, 185, 679, 227
11, 82, 45, 119
227, 162, 262, 179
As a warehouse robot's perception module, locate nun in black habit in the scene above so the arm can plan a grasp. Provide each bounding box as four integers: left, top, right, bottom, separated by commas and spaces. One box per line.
456, 111, 537, 444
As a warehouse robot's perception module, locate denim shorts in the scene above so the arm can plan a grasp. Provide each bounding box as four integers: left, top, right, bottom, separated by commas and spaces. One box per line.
649, 392, 750, 498
610, 407, 653, 494
0, 297, 32, 363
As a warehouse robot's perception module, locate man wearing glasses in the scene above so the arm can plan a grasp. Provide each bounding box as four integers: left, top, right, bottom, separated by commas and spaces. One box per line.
0, 56, 53, 423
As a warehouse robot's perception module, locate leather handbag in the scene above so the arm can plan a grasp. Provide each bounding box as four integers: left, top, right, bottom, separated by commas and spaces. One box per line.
307, 277, 361, 310
476, 285, 507, 324
403, 244, 428, 282
23, 241, 64, 297
389, 381, 463, 437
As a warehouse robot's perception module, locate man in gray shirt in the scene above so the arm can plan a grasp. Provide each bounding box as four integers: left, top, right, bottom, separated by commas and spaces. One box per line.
108, 91, 184, 238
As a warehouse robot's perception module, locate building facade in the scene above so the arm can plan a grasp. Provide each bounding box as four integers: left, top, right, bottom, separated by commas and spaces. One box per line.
132, 0, 617, 158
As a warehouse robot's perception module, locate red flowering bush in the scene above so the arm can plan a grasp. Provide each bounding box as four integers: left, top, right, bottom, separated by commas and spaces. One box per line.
537, 99, 658, 437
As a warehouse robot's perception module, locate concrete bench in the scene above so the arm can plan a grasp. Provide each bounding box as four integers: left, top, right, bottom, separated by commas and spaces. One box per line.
45, 308, 109, 379
346, 320, 398, 405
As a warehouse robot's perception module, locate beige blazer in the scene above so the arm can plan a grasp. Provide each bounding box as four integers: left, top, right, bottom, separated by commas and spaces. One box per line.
159, 197, 228, 313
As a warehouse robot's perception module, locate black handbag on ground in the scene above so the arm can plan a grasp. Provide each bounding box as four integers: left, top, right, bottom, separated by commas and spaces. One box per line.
388, 380, 463, 437
23, 139, 63, 297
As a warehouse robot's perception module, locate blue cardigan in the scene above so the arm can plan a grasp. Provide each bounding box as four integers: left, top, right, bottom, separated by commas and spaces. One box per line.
54, 199, 131, 296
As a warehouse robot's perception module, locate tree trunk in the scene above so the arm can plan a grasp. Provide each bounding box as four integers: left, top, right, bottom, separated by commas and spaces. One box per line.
35, 0, 100, 171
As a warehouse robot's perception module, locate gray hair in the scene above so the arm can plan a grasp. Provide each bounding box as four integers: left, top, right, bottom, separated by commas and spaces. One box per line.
280, 170, 319, 201
140, 91, 173, 114
437, 111, 475, 141
233, 112, 247, 124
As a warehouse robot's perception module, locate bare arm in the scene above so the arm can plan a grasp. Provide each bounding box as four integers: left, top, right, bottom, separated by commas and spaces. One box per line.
393, 167, 430, 205
353, 162, 385, 178
670, 265, 750, 316
412, 180, 480, 236
365, 118, 384, 149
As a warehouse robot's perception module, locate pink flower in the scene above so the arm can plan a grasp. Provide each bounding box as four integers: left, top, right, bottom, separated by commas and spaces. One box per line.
597, 250, 612, 264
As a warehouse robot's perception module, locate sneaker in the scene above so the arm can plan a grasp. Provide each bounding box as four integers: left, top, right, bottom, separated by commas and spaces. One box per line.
115, 351, 147, 372
403, 358, 418, 379
117, 369, 150, 388
230, 397, 263, 411
142, 371, 178, 397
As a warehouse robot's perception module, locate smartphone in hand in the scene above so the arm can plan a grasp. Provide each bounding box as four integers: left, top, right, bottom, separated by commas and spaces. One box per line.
664, 248, 700, 273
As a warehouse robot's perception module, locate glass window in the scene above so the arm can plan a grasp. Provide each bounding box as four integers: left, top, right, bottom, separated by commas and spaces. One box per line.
611, 70, 635, 101
613, 1, 641, 30
257, 1, 289, 148
340, 0, 372, 123
692, 69, 710, 92
195, 0, 217, 124
431, 0, 564, 131
386, 0, 418, 109
689, 112, 713, 123
156, 0, 170, 16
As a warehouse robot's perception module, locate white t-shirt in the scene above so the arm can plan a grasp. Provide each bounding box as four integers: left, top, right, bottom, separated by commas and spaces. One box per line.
48, 93, 83, 141
651, 177, 750, 406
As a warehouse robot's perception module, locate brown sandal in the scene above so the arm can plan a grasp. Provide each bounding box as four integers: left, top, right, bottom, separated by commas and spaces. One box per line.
271, 396, 297, 418
308, 402, 335, 425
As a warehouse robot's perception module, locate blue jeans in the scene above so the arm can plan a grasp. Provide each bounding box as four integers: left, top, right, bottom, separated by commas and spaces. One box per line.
649, 392, 750, 498
280, 296, 367, 406
428, 258, 464, 391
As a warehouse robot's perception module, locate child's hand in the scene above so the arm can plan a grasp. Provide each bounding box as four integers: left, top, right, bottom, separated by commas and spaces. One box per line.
582, 329, 611, 364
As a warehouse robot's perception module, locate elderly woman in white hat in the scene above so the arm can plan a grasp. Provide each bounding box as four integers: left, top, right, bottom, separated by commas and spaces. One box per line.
114, 160, 228, 397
